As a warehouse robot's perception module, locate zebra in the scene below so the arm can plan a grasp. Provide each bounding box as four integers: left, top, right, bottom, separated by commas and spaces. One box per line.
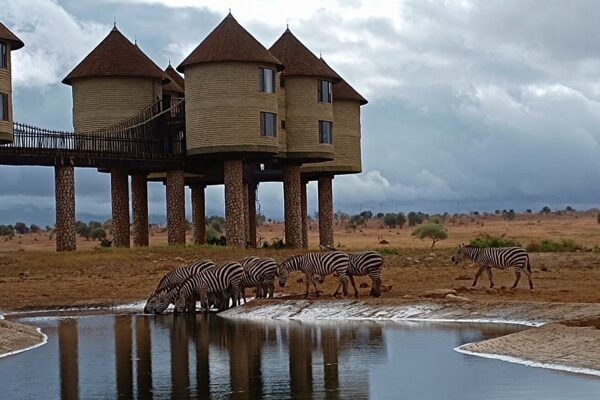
278, 251, 350, 297
175, 261, 244, 313
239, 257, 278, 303
451, 244, 534, 289
149, 260, 215, 314
329, 251, 384, 298
144, 259, 215, 313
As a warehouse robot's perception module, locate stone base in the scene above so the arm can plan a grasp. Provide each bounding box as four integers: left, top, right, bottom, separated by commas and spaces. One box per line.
318, 176, 334, 248
224, 160, 246, 248
166, 170, 186, 245
131, 174, 149, 247
191, 185, 206, 245
111, 170, 130, 248
301, 180, 309, 248
247, 183, 257, 248
284, 165, 302, 248
55, 163, 76, 252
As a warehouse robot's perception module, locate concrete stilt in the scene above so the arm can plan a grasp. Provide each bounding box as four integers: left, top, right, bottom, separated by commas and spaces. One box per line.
55, 163, 76, 252
191, 184, 206, 245
318, 176, 334, 248
111, 170, 130, 248
247, 182, 257, 248
301, 180, 308, 249
224, 160, 246, 248
166, 170, 186, 245
284, 164, 302, 248
131, 174, 149, 247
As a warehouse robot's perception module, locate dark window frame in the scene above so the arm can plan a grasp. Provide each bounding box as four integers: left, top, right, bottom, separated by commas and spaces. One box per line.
260, 111, 277, 137
0, 42, 7, 69
318, 79, 332, 103
319, 120, 333, 144
0, 93, 8, 121
259, 67, 276, 93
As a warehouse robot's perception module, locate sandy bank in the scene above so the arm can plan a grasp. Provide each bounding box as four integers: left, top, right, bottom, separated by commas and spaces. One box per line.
221, 298, 600, 377
220, 298, 600, 326
0, 320, 47, 358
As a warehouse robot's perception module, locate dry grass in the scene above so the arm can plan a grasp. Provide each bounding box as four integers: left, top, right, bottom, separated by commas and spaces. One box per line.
1, 211, 600, 311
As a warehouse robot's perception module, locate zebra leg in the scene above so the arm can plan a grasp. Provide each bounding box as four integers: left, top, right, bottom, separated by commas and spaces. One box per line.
241, 287, 247, 304
526, 259, 534, 290
268, 283, 275, 298
342, 277, 349, 297
371, 276, 382, 298
349, 275, 359, 298
304, 273, 311, 298
511, 269, 522, 289
472, 265, 486, 287
486, 267, 494, 288
311, 276, 321, 297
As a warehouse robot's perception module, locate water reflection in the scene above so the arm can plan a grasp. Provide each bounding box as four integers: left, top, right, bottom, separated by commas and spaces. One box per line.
58, 319, 79, 400
6, 313, 598, 400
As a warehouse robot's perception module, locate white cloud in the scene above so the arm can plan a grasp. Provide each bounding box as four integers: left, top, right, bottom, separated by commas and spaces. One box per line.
1, 0, 108, 87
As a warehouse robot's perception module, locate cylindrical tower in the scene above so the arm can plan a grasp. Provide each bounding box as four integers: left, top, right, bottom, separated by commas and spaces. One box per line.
269, 29, 338, 162
0, 22, 24, 144
301, 58, 368, 175
178, 13, 283, 158
163, 63, 184, 107
62, 26, 165, 133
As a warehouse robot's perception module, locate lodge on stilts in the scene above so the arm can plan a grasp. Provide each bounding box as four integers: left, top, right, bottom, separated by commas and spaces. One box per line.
0, 14, 368, 251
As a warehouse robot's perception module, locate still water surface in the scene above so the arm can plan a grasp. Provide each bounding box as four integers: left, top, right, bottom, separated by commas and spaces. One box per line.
1, 312, 599, 399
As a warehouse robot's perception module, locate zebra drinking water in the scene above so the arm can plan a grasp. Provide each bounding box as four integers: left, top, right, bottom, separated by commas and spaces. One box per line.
175, 261, 244, 312
239, 257, 278, 303
278, 251, 350, 297
144, 259, 215, 313
451, 244, 534, 289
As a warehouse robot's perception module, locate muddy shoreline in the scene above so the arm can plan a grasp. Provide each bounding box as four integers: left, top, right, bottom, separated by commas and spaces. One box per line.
0, 320, 47, 358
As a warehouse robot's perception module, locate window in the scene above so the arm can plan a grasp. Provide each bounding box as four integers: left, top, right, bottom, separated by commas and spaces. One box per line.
0, 42, 6, 69
260, 112, 277, 137
319, 120, 333, 144
259, 67, 275, 93
0, 93, 8, 121
281, 120, 286, 130
318, 79, 332, 103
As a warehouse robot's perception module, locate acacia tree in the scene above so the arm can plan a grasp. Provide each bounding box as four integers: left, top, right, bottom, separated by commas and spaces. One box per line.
411, 223, 448, 249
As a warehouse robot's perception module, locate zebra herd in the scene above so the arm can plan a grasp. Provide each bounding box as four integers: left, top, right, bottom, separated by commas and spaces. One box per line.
143, 250, 385, 314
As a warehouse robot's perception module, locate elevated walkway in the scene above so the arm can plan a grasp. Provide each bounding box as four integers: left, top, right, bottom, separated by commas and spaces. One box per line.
0, 99, 186, 171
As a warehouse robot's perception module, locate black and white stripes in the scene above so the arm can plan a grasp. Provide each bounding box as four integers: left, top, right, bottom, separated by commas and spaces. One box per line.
144, 260, 215, 313
278, 251, 350, 297
240, 257, 278, 302
452, 245, 534, 289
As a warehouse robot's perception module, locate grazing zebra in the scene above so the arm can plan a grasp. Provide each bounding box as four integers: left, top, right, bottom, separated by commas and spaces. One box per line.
451, 245, 534, 289
329, 251, 384, 298
278, 251, 350, 297
144, 260, 215, 314
176, 262, 244, 312
239, 257, 278, 303
240, 256, 260, 267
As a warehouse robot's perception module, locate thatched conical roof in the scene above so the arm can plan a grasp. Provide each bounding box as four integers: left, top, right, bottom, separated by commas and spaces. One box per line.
62, 26, 165, 85
178, 13, 282, 72
163, 64, 184, 93
270, 29, 336, 79
320, 57, 367, 105
0, 22, 24, 50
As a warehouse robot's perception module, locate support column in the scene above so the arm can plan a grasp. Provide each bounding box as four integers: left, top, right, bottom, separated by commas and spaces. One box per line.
301, 180, 308, 249
284, 165, 302, 248
247, 182, 257, 248
131, 174, 149, 247
111, 170, 130, 248
191, 184, 206, 245
166, 170, 186, 245
318, 176, 334, 248
224, 160, 246, 248
55, 163, 76, 252
243, 182, 250, 245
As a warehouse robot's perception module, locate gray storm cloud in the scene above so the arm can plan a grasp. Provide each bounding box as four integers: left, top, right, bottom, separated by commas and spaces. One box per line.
0, 0, 600, 225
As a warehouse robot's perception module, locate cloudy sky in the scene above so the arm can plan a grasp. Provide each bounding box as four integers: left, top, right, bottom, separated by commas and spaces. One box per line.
1, 0, 600, 225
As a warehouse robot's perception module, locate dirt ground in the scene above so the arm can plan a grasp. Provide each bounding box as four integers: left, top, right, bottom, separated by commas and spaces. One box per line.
0, 212, 600, 311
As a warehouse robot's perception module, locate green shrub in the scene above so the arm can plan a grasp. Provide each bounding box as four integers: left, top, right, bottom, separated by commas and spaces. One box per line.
526, 239, 585, 253
379, 247, 400, 256
469, 233, 520, 248
90, 227, 107, 240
